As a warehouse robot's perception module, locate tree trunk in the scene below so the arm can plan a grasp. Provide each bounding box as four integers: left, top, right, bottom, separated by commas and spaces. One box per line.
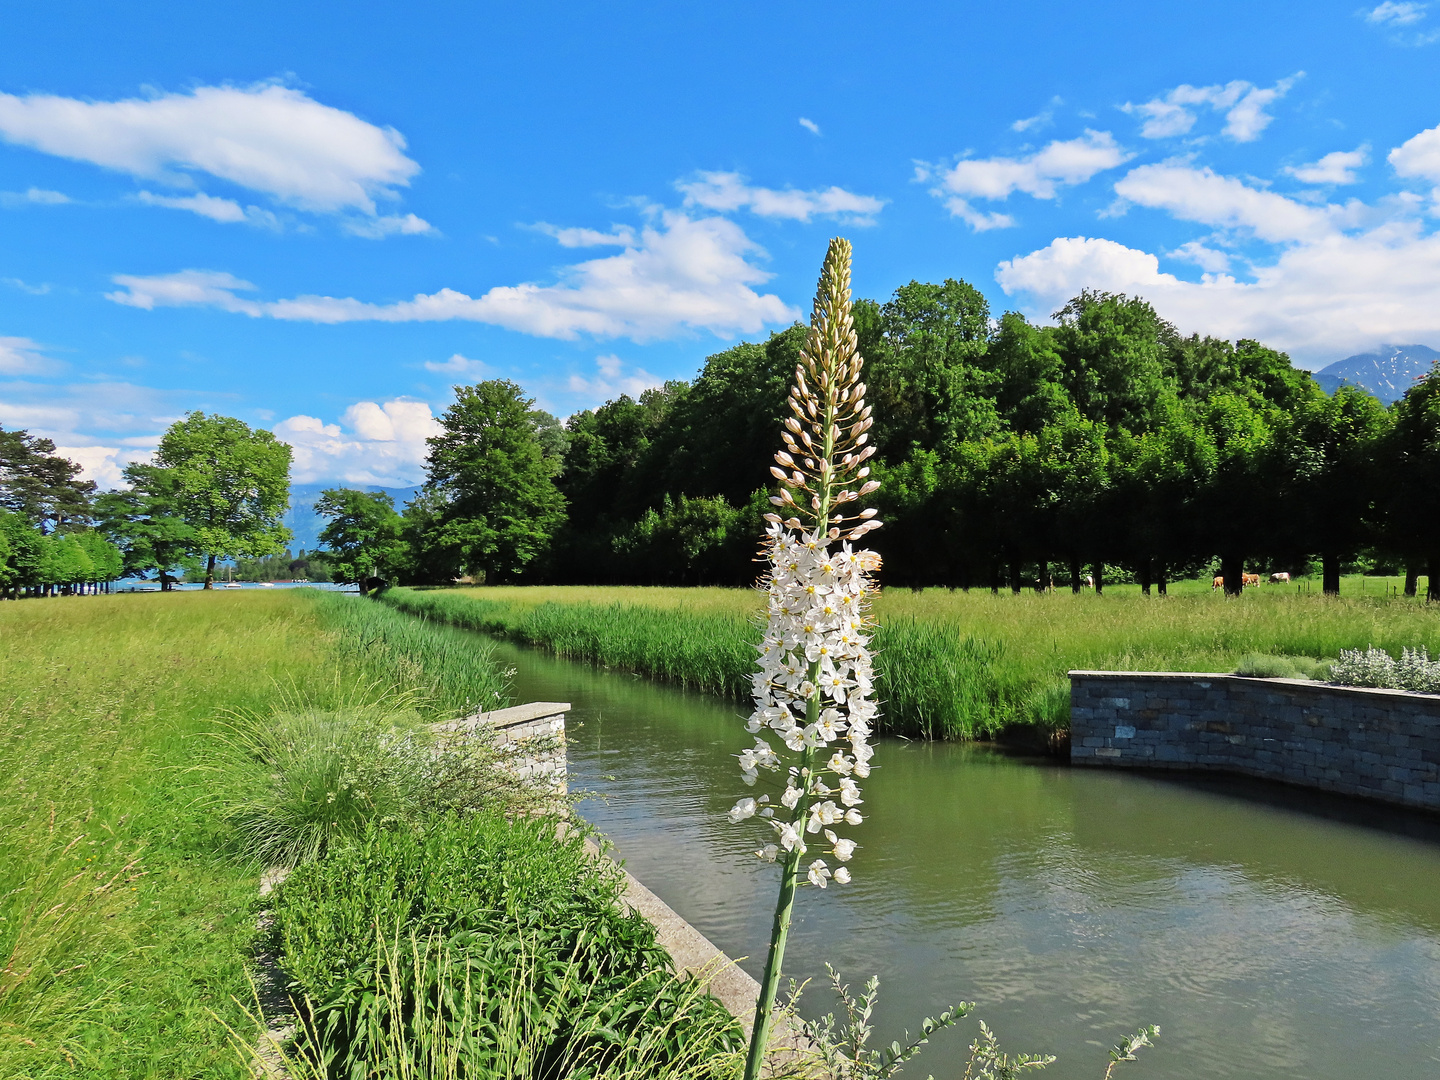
1069, 556, 1082, 594
1322, 552, 1340, 596
1404, 563, 1419, 598
990, 560, 1001, 595
1429, 552, 1439, 603
1222, 553, 1244, 597
1092, 561, 1104, 596
204, 554, 216, 590
1157, 563, 1168, 596
1139, 557, 1152, 596
1008, 558, 1022, 595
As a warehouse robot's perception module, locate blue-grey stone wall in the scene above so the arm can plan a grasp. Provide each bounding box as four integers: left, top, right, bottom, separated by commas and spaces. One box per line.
1069, 671, 1440, 812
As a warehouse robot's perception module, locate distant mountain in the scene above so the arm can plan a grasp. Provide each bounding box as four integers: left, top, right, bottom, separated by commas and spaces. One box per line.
1313, 344, 1439, 405
284, 482, 421, 553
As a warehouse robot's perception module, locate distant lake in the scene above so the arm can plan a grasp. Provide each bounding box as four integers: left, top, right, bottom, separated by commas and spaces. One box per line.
113, 580, 358, 592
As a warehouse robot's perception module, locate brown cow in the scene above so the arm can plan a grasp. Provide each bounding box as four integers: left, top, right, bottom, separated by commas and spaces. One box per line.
1243, 573, 1261, 587
1212, 575, 1225, 590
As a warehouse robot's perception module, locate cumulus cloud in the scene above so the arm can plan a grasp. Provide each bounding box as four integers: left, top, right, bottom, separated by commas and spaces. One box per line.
342, 212, 435, 238
566, 354, 664, 403
0, 187, 71, 207
107, 211, 799, 341
677, 171, 886, 223
0, 82, 423, 230
1123, 75, 1302, 142
1390, 122, 1440, 198
273, 398, 440, 485
0, 336, 60, 375
422, 353, 491, 379
1284, 146, 1368, 185
996, 221, 1440, 362
799, 117, 821, 136
921, 131, 1128, 229
1113, 162, 1336, 243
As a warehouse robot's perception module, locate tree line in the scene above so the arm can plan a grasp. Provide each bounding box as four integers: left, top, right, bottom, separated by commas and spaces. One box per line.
320, 284, 1440, 600
1, 412, 291, 596
5, 282, 1438, 601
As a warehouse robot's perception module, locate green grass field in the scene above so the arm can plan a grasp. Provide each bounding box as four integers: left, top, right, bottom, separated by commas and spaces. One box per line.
381, 577, 1439, 742
0, 589, 512, 1078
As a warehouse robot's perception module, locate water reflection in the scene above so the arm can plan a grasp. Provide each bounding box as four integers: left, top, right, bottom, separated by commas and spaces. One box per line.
488, 634, 1440, 1080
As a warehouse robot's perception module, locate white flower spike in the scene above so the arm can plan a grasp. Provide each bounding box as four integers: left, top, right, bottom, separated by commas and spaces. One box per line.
739, 237, 883, 1080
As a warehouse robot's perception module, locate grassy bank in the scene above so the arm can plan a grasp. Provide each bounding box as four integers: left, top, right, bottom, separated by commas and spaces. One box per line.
0, 590, 515, 1076
378, 584, 1440, 742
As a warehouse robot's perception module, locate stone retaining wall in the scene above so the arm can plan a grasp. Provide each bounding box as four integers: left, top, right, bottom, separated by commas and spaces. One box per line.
1069, 671, 1440, 812
432, 700, 569, 786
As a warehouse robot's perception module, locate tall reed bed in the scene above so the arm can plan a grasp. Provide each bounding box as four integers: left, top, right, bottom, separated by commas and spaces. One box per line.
379, 584, 1440, 741
309, 590, 512, 717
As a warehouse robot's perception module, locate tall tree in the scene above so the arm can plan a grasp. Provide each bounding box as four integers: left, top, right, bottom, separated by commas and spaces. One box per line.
423, 380, 566, 583
0, 427, 95, 531
151, 413, 292, 589
1052, 290, 1176, 434
1383, 368, 1440, 600
95, 464, 198, 590
315, 488, 406, 590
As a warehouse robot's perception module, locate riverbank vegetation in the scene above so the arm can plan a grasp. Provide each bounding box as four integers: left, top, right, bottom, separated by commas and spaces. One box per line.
0, 590, 748, 1078
379, 584, 1440, 741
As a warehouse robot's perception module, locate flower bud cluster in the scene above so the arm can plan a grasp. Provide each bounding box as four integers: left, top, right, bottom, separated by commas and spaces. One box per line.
729, 237, 881, 889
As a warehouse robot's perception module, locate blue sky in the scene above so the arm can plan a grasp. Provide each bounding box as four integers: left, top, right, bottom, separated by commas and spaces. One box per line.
3, 1, 1440, 487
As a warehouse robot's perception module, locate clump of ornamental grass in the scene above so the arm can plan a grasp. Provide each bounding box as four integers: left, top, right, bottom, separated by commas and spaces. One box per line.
203, 684, 558, 868
731, 237, 885, 1079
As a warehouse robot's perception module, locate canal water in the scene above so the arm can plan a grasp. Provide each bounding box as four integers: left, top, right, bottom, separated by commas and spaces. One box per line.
489, 634, 1440, 1079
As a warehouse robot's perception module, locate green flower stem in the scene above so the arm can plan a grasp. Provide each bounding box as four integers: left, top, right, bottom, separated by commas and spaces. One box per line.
745, 683, 820, 1080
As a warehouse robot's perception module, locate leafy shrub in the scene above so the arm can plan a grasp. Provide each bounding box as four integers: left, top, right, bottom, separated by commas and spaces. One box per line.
1329, 645, 1440, 693
272, 814, 742, 1078
207, 694, 556, 868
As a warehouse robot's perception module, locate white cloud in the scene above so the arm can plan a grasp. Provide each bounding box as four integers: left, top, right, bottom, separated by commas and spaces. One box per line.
799, 117, 821, 136
1012, 98, 1062, 133
1113, 162, 1336, 243
1284, 146, 1368, 185
106, 211, 799, 341
132, 189, 287, 230
422, 353, 490, 378
677, 171, 886, 223
2, 277, 50, 295
0, 336, 61, 375
995, 220, 1440, 363
0, 82, 421, 224
1123, 75, 1301, 142
565, 354, 664, 403
1365, 2, 1427, 25
0, 187, 71, 207
342, 212, 435, 238
532, 223, 637, 248
1390, 122, 1440, 198
273, 398, 439, 485
923, 131, 1128, 229
1169, 239, 1232, 273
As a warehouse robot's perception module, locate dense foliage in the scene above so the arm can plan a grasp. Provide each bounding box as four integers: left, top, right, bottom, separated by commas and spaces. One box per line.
273, 814, 741, 1078
328, 284, 1438, 600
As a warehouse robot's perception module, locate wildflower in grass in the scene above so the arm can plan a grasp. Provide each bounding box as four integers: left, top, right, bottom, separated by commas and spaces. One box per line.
736, 236, 882, 1080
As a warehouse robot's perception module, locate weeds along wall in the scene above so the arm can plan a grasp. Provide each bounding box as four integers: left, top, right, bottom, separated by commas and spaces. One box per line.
374, 587, 1067, 740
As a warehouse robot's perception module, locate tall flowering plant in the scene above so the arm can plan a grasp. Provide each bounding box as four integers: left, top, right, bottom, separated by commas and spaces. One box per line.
735, 237, 882, 1080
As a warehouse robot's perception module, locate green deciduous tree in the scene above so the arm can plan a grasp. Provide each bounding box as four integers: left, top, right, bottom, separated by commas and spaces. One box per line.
151, 412, 293, 589
316, 488, 406, 590
422, 381, 566, 583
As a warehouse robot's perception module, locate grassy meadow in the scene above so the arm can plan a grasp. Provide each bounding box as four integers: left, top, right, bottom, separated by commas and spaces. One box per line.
381, 578, 1440, 742
0, 589, 511, 1077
